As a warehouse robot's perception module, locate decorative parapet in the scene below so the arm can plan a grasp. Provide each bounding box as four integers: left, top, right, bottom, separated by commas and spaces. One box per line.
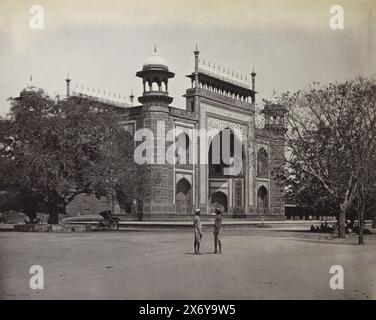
197, 65, 250, 90
71, 91, 133, 109
186, 88, 253, 111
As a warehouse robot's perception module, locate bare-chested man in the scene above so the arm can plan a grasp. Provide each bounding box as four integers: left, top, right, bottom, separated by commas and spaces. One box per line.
213, 208, 223, 254
193, 208, 203, 254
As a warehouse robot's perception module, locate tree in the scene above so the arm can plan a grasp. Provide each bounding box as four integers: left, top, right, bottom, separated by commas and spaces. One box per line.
345, 78, 376, 244
0, 89, 139, 223
280, 77, 376, 241
281, 161, 341, 217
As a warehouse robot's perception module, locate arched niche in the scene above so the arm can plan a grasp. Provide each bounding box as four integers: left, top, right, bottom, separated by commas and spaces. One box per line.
257, 185, 268, 215
257, 147, 269, 178
175, 132, 190, 165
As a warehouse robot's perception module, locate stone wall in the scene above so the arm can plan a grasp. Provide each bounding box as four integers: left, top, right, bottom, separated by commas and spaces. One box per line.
66, 193, 118, 216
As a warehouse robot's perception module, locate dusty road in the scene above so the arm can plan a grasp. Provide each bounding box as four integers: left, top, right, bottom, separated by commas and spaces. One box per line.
0, 229, 375, 299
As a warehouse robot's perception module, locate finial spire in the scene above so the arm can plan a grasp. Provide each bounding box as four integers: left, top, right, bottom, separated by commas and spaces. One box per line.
154, 44, 157, 53
251, 66, 256, 76
194, 43, 200, 54
130, 90, 134, 105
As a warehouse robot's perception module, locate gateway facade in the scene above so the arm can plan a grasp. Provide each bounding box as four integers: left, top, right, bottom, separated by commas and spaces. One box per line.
66, 47, 287, 220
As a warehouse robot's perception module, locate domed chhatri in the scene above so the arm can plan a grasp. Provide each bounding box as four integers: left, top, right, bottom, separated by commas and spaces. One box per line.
262, 94, 288, 135
25, 75, 38, 92
136, 46, 175, 105
142, 46, 169, 71
20, 75, 43, 97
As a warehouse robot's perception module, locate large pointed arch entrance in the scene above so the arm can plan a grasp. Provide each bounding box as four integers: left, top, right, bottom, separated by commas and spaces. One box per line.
208, 127, 245, 214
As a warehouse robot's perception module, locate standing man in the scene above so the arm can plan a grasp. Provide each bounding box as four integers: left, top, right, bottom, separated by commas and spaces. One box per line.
193, 208, 203, 254
213, 208, 223, 254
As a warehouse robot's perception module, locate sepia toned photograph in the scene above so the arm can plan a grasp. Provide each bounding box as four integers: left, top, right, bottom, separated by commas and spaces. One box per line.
0, 0, 375, 304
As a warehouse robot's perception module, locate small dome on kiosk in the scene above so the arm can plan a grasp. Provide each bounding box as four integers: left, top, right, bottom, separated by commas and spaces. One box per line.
136, 46, 175, 106
142, 47, 169, 71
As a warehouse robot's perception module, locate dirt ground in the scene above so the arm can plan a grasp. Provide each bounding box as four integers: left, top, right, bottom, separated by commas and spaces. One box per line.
0, 229, 375, 299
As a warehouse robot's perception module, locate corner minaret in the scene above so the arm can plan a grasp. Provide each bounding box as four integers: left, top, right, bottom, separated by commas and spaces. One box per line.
251, 67, 256, 102
136, 47, 175, 106
251, 67, 256, 90
193, 44, 200, 112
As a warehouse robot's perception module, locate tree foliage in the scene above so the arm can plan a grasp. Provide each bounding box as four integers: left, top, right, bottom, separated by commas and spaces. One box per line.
281, 77, 376, 243
281, 162, 340, 217
0, 89, 140, 223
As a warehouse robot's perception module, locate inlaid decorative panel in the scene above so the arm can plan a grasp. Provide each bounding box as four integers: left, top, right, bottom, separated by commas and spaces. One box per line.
207, 117, 247, 143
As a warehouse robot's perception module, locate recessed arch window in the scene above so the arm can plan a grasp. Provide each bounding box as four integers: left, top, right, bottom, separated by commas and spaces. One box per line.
257, 147, 269, 178
176, 132, 190, 164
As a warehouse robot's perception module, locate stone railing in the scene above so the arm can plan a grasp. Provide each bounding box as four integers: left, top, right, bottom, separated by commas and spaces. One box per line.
186, 88, 252, 110
71, 91, 133, 109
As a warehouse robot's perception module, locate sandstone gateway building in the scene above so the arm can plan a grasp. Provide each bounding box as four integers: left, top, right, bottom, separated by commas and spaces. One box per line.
64, 47, 287, 220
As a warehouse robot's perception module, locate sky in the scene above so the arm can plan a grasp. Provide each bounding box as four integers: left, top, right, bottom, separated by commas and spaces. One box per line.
0, 0, 375, 115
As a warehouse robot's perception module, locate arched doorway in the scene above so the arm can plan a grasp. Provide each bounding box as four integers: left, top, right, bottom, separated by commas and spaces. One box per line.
257, 185, 268, 215
211, 191, 228, 213
175, 178, 192, 214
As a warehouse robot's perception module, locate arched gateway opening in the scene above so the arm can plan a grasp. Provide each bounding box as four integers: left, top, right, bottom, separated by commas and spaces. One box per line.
211, 191, 228, 212
257, 185, 268, 215
175, 178, 192, 214
208, 128, 245, 214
